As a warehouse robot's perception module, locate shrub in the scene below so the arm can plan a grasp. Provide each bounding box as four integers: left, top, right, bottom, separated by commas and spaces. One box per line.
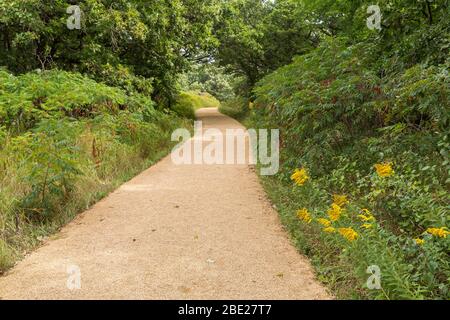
249, 37, 449, 299
0, 70, 156, 132
173, 91, 220, 119
219, 96, 250, 120
0, 70, 191, 273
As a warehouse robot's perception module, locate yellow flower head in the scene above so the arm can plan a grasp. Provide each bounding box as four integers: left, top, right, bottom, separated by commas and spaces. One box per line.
297, 208, 312, 224
317, 218, 331, 227
358, 209, 375, 222
291, 168, 309, 186
323, 227, 336, 233
333, 194, 349, 207
374, 162, 394, 177
362, 223, 373, 229
426, 227, 449, 238
415, 238, 425, 246
338, 227, 359, 242
327, 203, 342, 222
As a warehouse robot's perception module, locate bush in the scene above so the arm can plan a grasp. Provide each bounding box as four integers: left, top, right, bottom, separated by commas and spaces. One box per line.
85, 63, 154, 97
249, 37, 449, 299
0, 69, 156, 132
219, 96, 250, 120
173, 91, 220, 119
0, 70, 191, 273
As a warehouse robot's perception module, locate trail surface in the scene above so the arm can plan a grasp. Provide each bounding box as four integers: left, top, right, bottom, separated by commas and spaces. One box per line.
0, 108, 330, 300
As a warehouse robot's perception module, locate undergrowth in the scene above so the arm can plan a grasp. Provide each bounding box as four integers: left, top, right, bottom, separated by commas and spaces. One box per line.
174, 91, 221, 119
0, 69, 191, 272
235, 37, 449, 300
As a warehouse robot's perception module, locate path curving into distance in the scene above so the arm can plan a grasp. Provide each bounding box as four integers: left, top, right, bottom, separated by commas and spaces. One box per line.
0, 108, 331, 300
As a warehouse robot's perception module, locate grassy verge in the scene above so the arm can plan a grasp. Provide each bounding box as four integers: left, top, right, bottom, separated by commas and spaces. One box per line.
238, 112, 448, 300
174, 91, 221, 119
257, 172, 369, 299
219, 96, 250, 121
232, 38, 449, 300
237, 111, 365, 298
0, 70, 193, 272
0, 116, 191, 273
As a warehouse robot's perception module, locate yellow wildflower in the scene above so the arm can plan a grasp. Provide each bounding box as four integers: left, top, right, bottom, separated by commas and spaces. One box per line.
297, 208, 312, 224
291, 168, 309, 186
374, 162, 394, 177
426, 227, 449, 238
338, 227, 359, 242
327, 203, 342, 222
415, 238, 425, 246
317, 218, 331, 227
362, 223, 373, 229
323, 227, 336, 233
358, 209, 375, 222
333, 194, 349, 207
358, 214, 375, 221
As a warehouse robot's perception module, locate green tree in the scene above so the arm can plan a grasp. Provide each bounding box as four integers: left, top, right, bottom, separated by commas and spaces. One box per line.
0, 0, 220, 106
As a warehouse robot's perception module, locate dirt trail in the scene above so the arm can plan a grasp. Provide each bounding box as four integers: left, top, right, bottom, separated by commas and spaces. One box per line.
0, 108, 331, 300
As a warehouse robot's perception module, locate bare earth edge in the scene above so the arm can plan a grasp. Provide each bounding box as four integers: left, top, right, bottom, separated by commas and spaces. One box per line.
0, 108, 332, 300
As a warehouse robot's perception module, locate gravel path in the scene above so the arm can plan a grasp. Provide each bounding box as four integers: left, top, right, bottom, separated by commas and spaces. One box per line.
0, 108, 331, 300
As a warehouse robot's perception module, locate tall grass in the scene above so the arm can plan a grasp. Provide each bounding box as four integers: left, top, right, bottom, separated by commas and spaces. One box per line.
173, 91, 221, 118
0, 70, 192, 273
236, 38, 449, 299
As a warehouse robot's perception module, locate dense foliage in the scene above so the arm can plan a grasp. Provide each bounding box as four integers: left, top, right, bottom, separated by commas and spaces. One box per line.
178, 63, 239, 102
219, 0, 449, 299
0, 69, 191, 270
0, 69, 155, 131
215, 0, 449, 95
0, 0, 220, 105
0, 0, 220, 271
0, 0, 448, 300
251, 40, 449, 299
173, 91, 221, 119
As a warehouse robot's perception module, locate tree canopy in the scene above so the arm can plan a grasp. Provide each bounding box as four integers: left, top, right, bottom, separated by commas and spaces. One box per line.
0, 0, 220, 104
213, 0, 449, 94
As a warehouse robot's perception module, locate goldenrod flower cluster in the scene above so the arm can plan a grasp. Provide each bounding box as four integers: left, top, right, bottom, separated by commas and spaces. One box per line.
316, 218, 334, 233
327, 203, 342, 222
333, 194, 348, 207
297, 208, 312, 224
425, 227, 449, 238
415, 238, 425, 245
323, 227, 336, 233
374, 162, 394, 177
317, 218, 331, 227
290, 165, 447, 251
291, 168, 309, 186
338, 227, 359, 242
413, 227, 449, 246
358, 209, 375, 222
